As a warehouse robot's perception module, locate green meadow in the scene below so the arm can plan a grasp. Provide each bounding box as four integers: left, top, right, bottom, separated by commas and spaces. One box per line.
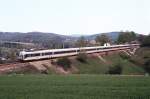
0, 75, 150, 99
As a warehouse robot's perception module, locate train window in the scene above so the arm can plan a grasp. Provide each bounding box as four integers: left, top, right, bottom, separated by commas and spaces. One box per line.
54, 51, 63, 54
54, 51, 66, 54
33, 53, 40, 56
97, 48, 102, 50
25, 53, 41, 58
54, 50, 76, 54
86, 49, 96, 51
29, 53, 40, 57
68, 50, 76, 53
24, 55, 27, 58
102, 47, 108, 49
97, 47, 108, 50
24, 54, 31, 58
44, 52, 52, 55
41, 53, 44, 56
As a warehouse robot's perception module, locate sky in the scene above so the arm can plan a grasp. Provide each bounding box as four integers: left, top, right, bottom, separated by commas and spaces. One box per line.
0, 0, 150, 35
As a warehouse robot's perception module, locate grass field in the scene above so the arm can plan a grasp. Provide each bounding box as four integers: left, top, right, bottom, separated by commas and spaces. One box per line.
0, 75, 150, 99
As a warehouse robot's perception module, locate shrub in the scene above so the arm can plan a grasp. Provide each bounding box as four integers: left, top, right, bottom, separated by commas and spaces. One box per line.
51, 60, 56, 65
76, 53, 87, 63
108, 63, 123, 74
57, 57, 71, 70
144, 59, 150, 73
119, 53, 130, 60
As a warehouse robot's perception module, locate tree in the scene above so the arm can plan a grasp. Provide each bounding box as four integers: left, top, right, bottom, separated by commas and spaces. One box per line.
137, 34, 146, 43
76, 36, 87, 47
141, 34, 150, 47
95, 34, 110, 45
117, 31, 136, 44
8, 49, 17, 61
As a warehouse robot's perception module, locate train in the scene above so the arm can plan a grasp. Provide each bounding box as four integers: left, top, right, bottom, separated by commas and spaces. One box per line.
18, 44, 139, 61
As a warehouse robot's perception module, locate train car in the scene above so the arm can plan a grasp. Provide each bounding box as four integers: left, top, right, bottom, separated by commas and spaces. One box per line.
19, 48, 79, 61
19, 44, 139, 61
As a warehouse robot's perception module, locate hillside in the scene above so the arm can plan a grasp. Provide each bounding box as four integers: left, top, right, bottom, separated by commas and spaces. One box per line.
71, 53, 145, 75
0, 31, 121, 43
0, 31, 141, 48
85, 32, 121, 41
0, 31, 132, 45
0, 32, 76, 48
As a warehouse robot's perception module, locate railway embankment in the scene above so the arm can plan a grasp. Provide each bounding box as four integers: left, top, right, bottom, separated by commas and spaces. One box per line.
29, 60, 71, 74
0, 63, 31, 74
0, 47, 149, 75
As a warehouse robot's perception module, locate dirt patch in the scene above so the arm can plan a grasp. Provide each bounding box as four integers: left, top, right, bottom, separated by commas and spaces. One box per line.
29, 60, 75, 74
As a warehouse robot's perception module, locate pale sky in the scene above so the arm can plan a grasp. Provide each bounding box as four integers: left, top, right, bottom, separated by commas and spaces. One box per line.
0, 0, 150, 35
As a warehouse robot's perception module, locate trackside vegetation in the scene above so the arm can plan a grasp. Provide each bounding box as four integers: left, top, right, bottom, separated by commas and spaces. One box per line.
56, 57, 71, 70
76, 52, 88, 63
0, 75, 150, 99
108, 63, 123, 74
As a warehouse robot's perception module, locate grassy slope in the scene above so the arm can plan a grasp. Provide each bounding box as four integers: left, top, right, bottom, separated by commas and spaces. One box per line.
73, 53, 145, 74
0, 75, 150, 99
104, 54, 145, 75
73, 56, 109, 74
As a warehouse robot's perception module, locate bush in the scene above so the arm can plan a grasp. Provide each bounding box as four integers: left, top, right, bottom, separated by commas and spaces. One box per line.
57, 57, 71, 70
144, 59, 150, 73
108, 63, 122, 74
76, 53, 87, 63
119, 53, 130, 60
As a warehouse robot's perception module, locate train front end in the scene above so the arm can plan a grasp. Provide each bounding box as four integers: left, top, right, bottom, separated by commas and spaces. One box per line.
18, 51, 26, 61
